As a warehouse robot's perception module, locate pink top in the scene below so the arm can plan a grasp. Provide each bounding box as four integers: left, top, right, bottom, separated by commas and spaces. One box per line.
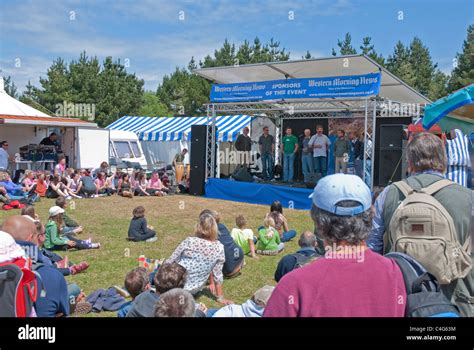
95, 178, 105, 187
148, 178, 162, 189
264, 249, 406, 317
23, 178, 35, 187
55, 163, 65, 175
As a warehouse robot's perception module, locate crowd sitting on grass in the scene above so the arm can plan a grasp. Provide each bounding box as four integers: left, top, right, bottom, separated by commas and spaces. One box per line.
0, 132, 472, 318
0, 161, 174, 209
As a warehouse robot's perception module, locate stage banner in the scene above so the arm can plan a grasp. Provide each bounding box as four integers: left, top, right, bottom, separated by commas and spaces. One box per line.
210, 72, 381, 102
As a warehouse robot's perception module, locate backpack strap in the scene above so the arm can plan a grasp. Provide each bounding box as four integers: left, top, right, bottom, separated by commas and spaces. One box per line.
392, 181, 415, 198
422, 179, 454, 196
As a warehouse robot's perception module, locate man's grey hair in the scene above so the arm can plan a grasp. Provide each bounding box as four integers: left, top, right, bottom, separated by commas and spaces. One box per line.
154, 288, 195, 318
298, 231, 317, 248
310, 202, 372, 245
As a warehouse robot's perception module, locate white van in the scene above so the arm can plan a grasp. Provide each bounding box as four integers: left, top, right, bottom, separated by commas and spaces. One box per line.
109, 130, 148, 169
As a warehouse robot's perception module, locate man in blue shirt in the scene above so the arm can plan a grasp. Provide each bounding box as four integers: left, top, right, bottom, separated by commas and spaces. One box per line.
274, 231, 319, 282
1, 215, 70, 317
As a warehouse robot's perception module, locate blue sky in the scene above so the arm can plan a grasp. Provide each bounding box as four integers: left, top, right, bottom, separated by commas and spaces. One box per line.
0, 0, 472, 92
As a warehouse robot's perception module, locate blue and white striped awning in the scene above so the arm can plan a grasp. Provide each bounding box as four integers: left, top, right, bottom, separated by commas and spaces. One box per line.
106, 115, 252, 142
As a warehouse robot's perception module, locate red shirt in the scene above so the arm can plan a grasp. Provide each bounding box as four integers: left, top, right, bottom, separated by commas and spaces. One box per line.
264, 248, 406, 317
35, 180, 47, 197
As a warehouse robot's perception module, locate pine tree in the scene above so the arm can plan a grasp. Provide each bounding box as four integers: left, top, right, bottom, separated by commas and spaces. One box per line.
360, 37, 385, 66
2, 76, 18, 98
428, 70, 449, 100
387, 41, 417, 88
448, 24, 474, 92
303, 51, 312, 59
408, 37, 436, 96
333, 33, 357, 56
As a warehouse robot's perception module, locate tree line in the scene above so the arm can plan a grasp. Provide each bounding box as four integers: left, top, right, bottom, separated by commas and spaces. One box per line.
3, 25, 473, 127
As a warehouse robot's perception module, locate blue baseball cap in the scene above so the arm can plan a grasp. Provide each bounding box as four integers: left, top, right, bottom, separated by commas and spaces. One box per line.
309, 174, 372, 216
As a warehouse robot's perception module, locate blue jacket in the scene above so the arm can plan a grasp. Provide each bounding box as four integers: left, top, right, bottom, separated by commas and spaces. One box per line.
117, 300, 133, 317
274, 247, 318, 282
16, 240, 69, 317
218, 223, 244, 275
0, 180, 24, 196
86, 287, 126, 312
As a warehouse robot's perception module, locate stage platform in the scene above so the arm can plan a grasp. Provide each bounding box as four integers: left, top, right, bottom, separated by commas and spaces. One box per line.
204, 178, 313, 210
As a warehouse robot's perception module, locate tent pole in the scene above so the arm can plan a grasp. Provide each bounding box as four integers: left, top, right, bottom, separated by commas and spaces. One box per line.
211, 105, 217, 178
371, 99, 377, 190
363, 99, 368, 184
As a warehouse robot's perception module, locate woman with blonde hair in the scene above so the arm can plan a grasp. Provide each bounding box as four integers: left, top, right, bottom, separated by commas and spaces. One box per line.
165, 213, 232, 305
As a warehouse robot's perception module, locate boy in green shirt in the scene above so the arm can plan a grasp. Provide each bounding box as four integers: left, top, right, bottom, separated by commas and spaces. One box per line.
281, 127, 298, 182
256, 213, 285, 255
231, 215, 258, 258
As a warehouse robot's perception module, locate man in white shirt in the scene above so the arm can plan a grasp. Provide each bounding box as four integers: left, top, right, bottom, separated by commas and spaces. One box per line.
308, 125, 331, 178
0, 141, 12, 171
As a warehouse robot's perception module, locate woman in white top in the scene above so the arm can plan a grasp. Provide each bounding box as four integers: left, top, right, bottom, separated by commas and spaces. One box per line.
165, 214, 233, 305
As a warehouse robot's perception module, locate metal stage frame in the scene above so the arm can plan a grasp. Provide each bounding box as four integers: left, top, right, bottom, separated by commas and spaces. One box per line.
205, 97, 416, 190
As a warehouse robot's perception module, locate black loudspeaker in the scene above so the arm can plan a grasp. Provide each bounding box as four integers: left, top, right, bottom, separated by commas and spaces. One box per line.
232, 165, 253, 182
380, 124, 405, 149
378, 123, 408, 186
189, 125, 217, 195
190, 125, 207, 196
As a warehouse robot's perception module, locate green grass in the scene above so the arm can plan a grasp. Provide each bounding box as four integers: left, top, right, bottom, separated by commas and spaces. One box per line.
0, 195, 314, 317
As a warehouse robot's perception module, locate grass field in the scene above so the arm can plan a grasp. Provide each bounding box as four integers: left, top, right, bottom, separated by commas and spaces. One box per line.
0, 194, 314, 317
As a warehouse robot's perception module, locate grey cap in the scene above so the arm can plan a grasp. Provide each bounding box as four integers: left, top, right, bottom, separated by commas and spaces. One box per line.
252, 285, 275, 306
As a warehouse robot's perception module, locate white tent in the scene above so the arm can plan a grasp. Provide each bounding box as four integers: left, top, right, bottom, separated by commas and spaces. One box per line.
0, 77, 107, 169
0, 78, 51, 117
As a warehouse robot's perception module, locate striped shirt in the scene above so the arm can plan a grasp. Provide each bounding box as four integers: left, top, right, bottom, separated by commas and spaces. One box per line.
446, 129, 471, 187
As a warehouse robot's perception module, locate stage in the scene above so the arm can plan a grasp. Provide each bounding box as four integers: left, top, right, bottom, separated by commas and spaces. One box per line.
204, 178, 314, 210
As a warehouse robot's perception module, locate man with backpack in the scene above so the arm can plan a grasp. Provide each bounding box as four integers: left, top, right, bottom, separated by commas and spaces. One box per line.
264, 174, 407, 317
1, 215, 70, 317
368, 132, 473, 317
274, 231, 320, 282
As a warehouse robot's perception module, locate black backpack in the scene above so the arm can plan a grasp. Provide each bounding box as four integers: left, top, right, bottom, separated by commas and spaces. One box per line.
293, 252, 320, 269
386, 252, 460, 317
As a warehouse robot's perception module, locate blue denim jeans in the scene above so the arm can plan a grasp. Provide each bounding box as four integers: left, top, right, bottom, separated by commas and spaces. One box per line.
313, 156, 328, 177
281, 230, 297, 242
301, 154, 313, 182
261, 153, 274, 180
283, 153, 295, 182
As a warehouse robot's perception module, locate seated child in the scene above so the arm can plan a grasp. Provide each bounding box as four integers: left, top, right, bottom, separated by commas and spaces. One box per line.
117, 173, 133, 198
231, 215, 257, 258
127, 206, 157, 242
21, 170, 37, 193
44, 206, 100, 250
126, 262, 188, 317
29, 218, 89, 276
117, 267, 150, 317
256, 212, 285, 255
154, 289, 196, 318
55, 196, 83, 235
35, 173, 48, 197
46, 175, 69, 199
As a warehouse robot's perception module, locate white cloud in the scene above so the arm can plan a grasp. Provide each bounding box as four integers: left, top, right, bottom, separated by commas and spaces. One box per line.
0, 0, 355, 92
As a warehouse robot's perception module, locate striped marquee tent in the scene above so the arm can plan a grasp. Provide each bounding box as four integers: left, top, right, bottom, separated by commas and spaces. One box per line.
106, 115, 253, 142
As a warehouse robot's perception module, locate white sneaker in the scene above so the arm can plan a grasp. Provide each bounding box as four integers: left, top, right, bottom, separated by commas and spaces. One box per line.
145, 237, 158, 243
